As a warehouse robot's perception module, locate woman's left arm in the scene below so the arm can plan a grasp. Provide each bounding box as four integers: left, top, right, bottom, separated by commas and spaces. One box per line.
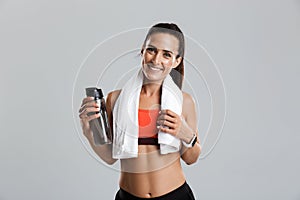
157, 92, 202, 165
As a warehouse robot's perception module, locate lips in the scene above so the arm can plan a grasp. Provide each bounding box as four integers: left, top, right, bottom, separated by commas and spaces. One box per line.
148, 65, 163, 71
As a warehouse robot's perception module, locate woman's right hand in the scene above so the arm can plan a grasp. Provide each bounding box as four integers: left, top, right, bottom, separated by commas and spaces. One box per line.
78, 97, 100, 140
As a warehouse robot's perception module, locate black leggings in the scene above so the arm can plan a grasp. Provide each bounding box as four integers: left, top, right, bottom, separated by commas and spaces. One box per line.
114, 181, 196, 200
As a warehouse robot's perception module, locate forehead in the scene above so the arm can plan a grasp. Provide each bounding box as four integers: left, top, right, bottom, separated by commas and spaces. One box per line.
145, 33, 179, 53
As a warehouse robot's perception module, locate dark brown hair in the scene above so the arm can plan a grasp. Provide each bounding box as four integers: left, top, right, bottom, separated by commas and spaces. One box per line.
142, 23, 185, 89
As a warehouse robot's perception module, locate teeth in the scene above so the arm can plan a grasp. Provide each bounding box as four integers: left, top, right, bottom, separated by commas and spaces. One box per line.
150, 66, 162, 71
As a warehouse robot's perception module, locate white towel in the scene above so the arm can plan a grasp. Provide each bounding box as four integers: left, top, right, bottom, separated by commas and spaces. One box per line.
112, 68, 183, 159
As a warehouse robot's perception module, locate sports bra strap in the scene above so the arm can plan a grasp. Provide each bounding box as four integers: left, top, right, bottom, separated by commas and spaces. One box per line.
138, 138, 159, 145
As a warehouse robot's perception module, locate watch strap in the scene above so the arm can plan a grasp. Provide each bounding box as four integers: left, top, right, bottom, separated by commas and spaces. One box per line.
182, 134, 197, 148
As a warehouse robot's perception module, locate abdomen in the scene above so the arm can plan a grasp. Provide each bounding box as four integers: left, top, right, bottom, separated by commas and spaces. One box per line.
119, 145, 186, 198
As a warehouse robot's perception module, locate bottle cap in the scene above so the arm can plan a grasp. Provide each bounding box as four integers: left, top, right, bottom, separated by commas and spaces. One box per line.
85, 87, 104, 99
97, 88, 104, 98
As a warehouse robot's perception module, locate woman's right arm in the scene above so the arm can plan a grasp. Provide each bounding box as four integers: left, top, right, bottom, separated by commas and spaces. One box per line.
78, 90, 121, 165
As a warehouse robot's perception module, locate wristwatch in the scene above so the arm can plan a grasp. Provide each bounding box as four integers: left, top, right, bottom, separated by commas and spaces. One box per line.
182, 134, 197, 148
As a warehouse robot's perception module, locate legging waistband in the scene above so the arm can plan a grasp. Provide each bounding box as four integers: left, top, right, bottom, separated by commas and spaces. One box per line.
115, 181, 195, 200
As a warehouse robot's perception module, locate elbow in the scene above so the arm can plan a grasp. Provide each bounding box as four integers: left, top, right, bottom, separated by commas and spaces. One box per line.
183, 145, 202, 165
182, 153, 199, 165
185, 157, 198, 165
101, 152, 117, 165
104, 158, 117, 165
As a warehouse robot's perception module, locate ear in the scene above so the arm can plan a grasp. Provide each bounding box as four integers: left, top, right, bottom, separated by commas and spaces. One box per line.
172, 56, 182, 68
140, 44, 145, 55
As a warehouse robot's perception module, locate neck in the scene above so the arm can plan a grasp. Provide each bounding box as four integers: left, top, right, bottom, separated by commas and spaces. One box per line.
141, 79, 162, 97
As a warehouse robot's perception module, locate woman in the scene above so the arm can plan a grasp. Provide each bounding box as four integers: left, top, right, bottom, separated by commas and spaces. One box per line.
79, 23, 201, 199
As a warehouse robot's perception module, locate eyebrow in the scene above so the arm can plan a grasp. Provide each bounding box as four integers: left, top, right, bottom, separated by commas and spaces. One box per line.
147, 45, 175, 54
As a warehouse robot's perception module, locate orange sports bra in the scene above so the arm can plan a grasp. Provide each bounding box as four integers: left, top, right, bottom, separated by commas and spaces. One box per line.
138, 108, 160, 145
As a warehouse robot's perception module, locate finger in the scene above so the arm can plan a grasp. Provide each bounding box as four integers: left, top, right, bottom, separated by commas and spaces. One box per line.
87, 113, 100, 122
79, 112, 88, 119
81, 97, 95, 105
158, 126, 176, 135
79, 107, 99, 118
157, 114, 176, 123
160, 109, 178, 118
79, 101, 99, 113
157, 120, 176, 129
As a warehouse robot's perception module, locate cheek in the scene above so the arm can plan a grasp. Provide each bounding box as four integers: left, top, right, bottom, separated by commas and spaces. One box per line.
142, 54, 174, 69
142, 54, 152, 63
164, 60, 174, 67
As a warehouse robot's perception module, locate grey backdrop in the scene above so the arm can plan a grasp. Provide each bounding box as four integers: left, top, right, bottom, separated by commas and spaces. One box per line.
1, 0, 300, 200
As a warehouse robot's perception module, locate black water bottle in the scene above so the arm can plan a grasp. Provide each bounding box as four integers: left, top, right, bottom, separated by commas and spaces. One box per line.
85, 87, 112, 145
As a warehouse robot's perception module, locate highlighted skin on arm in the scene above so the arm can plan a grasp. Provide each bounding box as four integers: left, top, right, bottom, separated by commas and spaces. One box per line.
180, 92, 202, 165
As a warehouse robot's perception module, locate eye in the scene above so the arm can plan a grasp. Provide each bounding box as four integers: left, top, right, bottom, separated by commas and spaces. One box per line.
146, 47, 156, 54
163, 52, 172, 58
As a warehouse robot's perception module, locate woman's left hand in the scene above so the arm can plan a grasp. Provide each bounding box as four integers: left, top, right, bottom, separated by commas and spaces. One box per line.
157, 109, 192, 141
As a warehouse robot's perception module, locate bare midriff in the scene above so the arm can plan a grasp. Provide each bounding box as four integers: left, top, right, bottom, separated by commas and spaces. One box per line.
119, 145, 186, 198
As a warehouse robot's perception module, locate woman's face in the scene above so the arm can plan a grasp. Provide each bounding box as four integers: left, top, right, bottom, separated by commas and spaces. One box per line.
141, 33, 182, 82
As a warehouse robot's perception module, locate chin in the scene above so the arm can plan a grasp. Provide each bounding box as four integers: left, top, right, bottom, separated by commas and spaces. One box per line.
142, 68, 166, 83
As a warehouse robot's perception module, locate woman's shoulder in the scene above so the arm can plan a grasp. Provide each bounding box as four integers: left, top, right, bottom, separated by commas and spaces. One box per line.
182, 91, 195, 105
106, 89, 122, 110
108, 89, 122, 98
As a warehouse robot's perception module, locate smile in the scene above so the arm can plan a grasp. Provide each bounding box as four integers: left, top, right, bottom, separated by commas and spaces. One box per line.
149, 65, 163, 71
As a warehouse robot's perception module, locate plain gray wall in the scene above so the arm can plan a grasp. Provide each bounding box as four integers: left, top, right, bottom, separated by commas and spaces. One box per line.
1, 0, 299, 199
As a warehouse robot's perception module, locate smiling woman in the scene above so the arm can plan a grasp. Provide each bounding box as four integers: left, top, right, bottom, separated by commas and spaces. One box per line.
141, 32, 182, 83
79, 23, 201, 200
141, 23, 185, 90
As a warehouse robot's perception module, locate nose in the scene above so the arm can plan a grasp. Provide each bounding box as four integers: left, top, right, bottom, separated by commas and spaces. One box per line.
152, 51, 164, 65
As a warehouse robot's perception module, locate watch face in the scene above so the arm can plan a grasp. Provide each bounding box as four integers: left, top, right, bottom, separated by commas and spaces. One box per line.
183, 135, 197, 148
192, 136, 197, 147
